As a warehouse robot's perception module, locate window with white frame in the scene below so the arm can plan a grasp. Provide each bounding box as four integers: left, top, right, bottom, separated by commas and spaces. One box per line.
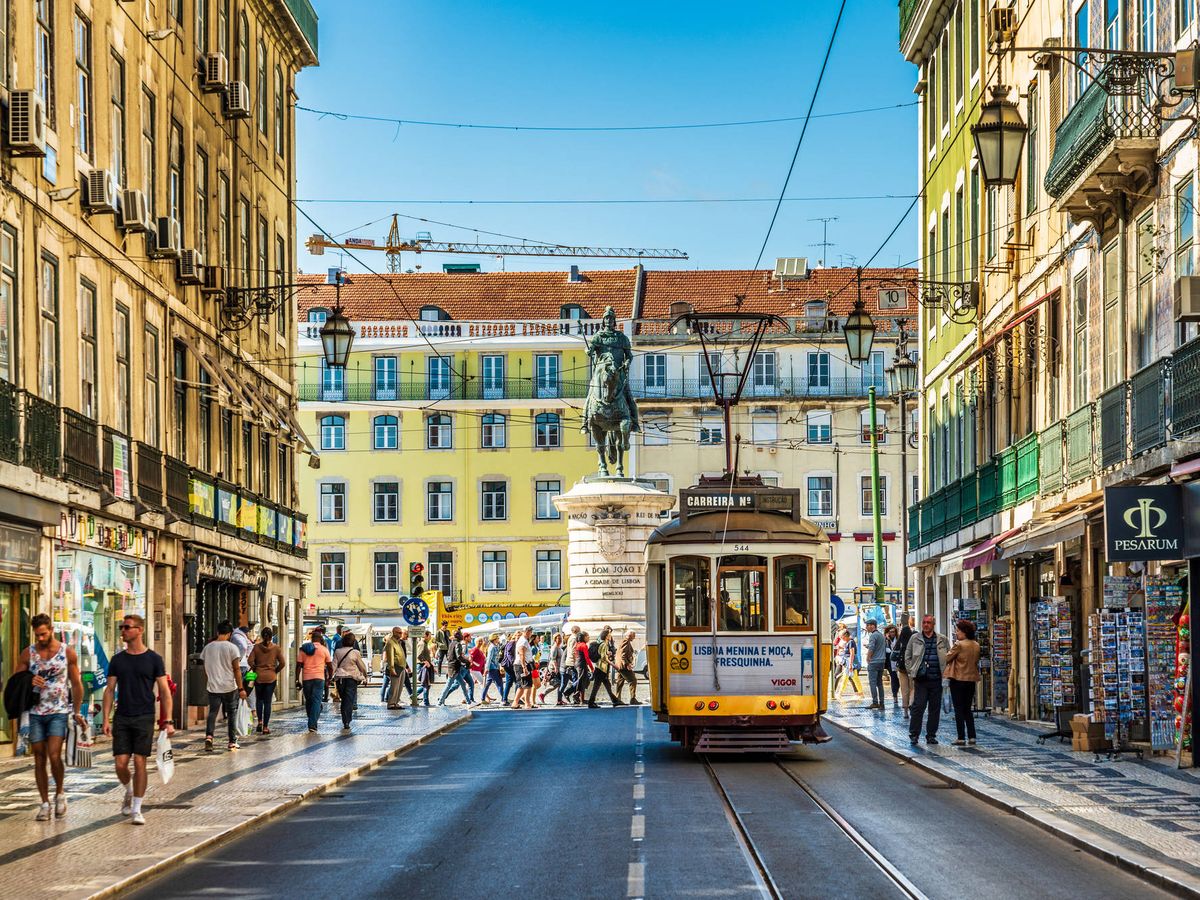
699, 417, 724, 445
751, 352, 777, 391
428, 551, 452, 593
374, 356, 397, 399
482, 481, 507, 520
806, 410, 832, 444
374, 551, 399, 593
864, 351, 886, 390
535, 354, 560, 398
427, 414, 452, 449
374, 415, 398, 450
481, 413, 506, 448
1072, 271, 1089, 409
751, 411, 778, 445
320, 360, 343, 400
536, 480, 561, 519
807, 476, 833, 517
643, 415, 669, 446
320, 415, 345, 450
860, 475, 888, 517
427, 482, 453, 521
373, 481, 399, 522
320, 551, 345, 593
482, 550, 507, 591
319, 482, 345, 522
482, 354, 505, 399
1177, 177, 1194, 278
807, 352, 830, 389
536, 550, 561, 590
862, 545, 887, 587
535, 412, 561, 448
428, 355, 452, 399
643, 354, 667, 391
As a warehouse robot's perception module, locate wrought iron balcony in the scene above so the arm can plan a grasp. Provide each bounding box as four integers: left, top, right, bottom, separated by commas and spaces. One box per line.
1044, 57, 1165, 217
1039, 422, 1064, 494
899, 0, 919, 44
1131, 359, 1168, 455
1100, 383, 1129, 468
22, 392, 60, 477
0, 379, 17, 464
282, 0, 318, 60
165, 455, 191, 517
1065, 404, 1096, 484
62, 409, 100, 488
136, 442, 164, 509
1171, 337, 1200, 437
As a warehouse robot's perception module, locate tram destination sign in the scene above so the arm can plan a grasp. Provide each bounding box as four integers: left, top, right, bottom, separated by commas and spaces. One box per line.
679, 487, 802, 522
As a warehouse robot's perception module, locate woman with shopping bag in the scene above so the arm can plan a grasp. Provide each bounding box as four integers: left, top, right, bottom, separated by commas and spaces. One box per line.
332, 633, 369, 733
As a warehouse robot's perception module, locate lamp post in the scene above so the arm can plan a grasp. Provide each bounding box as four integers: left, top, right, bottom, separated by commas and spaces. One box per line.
318, 270, 353, 368
971, 85, 1029, 187
887, 327, 919, 620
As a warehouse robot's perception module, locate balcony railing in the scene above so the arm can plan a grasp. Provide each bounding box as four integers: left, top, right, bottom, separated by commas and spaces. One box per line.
1171, 337, 1200, 437
136, 443, 164, 508
0, 379, 18, 463
1044, 58, 1162, 199
998, 444, 1017, 509
22, 392, 60, 477
1015, 433, 1040, 503
1039, 422, 1064, 495
1100, 383, 1129, 468
1065, 404, 1096, 484
283, 0, 318, 59
62, 409, 100, 488
298, 373, 891, 403
165, 456, 191, 517
899, 0, 919, 43
299, 316, 613, 342
1131, 359, 1168, 455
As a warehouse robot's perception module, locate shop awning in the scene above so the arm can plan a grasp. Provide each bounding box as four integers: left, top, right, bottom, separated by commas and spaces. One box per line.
1170, 456, 1200, 480
949, 288, 1058, 380
963, 527, 1023, 570
1000, 514, 1087, 558
937, 547, 974, 577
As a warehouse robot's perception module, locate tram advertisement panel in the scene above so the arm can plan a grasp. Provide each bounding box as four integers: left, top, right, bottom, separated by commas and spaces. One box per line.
668, 636, 815, 696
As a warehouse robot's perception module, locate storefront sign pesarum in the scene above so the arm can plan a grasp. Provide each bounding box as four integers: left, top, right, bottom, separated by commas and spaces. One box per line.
1104, 486, 1183, 561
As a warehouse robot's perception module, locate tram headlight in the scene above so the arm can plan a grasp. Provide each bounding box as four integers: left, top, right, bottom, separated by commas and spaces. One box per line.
780, 700, 791, 710
766, 700, 777, 710
708, 701, 719, 711
694, 700, 705, 711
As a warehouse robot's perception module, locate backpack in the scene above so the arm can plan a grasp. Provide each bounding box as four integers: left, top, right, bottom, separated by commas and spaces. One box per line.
588, 641, 602, 666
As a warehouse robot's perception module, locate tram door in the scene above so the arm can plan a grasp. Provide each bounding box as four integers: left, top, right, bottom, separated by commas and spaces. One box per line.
716, 563, 766, 631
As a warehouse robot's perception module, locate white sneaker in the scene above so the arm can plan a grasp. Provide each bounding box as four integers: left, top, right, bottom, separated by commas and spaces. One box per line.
121, 790, 133, 815
54, 794, 67, 818
35, 803, 51, 821
131, 811, 146, 825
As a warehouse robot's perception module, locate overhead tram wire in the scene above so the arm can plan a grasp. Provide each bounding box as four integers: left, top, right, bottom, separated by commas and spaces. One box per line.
296, 195, 918, 205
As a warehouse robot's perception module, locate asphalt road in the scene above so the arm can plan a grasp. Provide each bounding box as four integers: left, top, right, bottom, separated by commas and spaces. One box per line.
133, 708, 1176, 899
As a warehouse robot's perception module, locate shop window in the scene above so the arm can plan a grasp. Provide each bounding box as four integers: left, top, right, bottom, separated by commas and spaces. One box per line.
671, 556, 711, 630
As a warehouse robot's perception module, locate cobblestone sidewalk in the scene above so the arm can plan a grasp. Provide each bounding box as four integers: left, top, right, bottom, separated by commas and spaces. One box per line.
826, 695, 1200, 896
0, 701, 469, 899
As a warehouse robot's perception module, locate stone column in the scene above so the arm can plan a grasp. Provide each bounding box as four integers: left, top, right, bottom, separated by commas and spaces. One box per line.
553, 479, 675, 630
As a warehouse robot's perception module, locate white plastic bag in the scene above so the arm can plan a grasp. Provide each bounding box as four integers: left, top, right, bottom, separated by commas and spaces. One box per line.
234, 699, 252, 738
156, 730, 175, 785
14, 712, 30, 757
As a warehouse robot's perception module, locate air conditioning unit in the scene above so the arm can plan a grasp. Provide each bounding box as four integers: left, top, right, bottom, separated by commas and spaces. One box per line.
150, 216, 182, 259
8, 89, 47, 156
223, 81, 251, 119
200, 264, 227, 295
988, 4, 1016, 45
201, 52, 228, 92
178, 248, 204, 284
1175, 276, 1200, 321
118, 189, 150, 232
83, 169, 119, 213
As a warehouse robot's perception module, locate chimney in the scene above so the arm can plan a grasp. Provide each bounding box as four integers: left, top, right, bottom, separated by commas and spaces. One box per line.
568, 265, 583, 283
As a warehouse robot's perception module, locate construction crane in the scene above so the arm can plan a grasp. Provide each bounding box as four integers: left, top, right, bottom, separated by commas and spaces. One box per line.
305, 214, 688, 272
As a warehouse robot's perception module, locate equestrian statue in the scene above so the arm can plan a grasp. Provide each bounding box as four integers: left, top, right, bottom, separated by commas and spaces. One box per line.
581, 306, 640, 477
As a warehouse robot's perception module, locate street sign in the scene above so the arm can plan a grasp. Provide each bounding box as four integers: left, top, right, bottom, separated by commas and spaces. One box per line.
401, 596, 429, 627
830, 593, 846, 621
878, 288, 909, 310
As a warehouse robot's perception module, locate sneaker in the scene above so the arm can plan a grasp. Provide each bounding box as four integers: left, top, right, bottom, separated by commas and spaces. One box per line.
35, 803, 51, 821
204, 737, 214, 753
952, 739, 966, 746
909, 737, 919, 747
131, 811, 146, 825
342, 725, 351, 732
54, 794, 67, 818
121, 791, 133, 815
967, 738, 977, 746
228, 741, 240, 751
308, 727, 318, 733
926, 737, 940, 745
255, 723, 263, 734
612, 699, 626, 707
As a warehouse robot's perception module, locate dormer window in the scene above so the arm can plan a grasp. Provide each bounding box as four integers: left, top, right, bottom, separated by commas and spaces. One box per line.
419, 305, 450, 321
804, 300, 826, 319
561, 304, 587, 320
307, 308, 329, 325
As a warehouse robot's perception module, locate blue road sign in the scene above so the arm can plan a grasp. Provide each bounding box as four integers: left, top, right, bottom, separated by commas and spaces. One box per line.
830, 594, 846, 621
402, 596, 430, 627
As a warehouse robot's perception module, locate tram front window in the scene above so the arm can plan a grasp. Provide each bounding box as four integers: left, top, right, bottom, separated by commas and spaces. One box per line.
776, 556, 811, 628
671, 556, 711, 629
717, 555, 767, 631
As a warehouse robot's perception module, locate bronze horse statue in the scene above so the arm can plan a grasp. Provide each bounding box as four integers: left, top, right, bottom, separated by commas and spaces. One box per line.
584, 355, 633, 477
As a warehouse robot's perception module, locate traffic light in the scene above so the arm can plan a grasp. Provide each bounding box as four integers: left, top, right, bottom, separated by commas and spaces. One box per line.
409, 562, 424, 597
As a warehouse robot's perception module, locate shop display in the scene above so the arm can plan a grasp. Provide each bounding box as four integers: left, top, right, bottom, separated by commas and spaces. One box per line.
1087, 609, 1147, 744
955, 599, 990, 670
1102, 575, 1143, 609
1145, 578, 1184, 751
992, 616, 1011, 711
1032, 597, 1075, 720
1175, 603, 1192, 753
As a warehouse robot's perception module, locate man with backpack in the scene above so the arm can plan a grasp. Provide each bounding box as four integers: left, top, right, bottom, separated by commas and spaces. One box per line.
587, 626, 624, 708
437, 630, 472, 705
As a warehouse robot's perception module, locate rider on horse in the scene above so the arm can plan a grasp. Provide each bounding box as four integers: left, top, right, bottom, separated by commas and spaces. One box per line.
581, 306, 641, 436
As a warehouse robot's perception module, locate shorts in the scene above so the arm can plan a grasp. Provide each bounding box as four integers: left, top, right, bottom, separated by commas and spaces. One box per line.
111, 715, 155, 758
28, 712, 69, 744
520, 671, 534, 688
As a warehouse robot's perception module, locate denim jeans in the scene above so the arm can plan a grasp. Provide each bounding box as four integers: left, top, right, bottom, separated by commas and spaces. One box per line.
868, 665, 885, 705
336, 677, 358, 727
502, 666, 516, 703
206, 690, 237, 743
481, 669, 504, 701
302, 679, 324, 730
380, 674, 390, 703
439, 669, 470, 704
254, 682, 276, 728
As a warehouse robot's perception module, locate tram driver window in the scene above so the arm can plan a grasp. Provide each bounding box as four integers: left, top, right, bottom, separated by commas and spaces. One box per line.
776, 556, 811, 629
671, 557, 710, 629
716, 555, 767, 632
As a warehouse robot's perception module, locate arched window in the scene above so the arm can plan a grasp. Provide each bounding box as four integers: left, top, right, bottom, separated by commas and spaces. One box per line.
860, 408, 887, 444
237, 13, 249, 83
481, 413, 506, 449
535, 412, 561, 449
273, 66, 285, 156
419, 305, 450, 321
320, 415, 345, 451
426, 413, 452, 449
373, 415, 398, 450
255, 40, 267, 133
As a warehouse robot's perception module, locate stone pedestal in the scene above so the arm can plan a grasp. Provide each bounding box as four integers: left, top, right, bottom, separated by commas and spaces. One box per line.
553, 478, 675, 630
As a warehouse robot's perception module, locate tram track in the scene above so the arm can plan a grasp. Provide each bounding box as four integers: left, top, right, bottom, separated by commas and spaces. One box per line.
703, 754, 928, 900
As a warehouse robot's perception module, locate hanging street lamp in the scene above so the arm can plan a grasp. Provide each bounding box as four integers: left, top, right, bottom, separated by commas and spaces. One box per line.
971, 85, 1029, 187
843, 297, 876, 364
319, 270, 354, 368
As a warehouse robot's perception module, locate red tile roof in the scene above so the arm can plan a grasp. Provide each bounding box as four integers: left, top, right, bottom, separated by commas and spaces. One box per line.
295, 266, 917, 324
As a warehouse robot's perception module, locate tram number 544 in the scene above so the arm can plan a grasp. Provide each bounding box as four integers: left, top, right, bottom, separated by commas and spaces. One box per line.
733, 544, 750, 552
668, 638, 691, 672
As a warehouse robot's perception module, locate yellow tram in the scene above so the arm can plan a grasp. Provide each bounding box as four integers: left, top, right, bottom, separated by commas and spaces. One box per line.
645, 481, 833, 753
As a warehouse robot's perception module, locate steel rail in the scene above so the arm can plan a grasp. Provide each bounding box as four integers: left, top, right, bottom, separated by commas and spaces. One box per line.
700, 756, 780, 900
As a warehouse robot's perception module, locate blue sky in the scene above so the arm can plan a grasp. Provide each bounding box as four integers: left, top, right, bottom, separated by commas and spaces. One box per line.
294, 1, 918, 275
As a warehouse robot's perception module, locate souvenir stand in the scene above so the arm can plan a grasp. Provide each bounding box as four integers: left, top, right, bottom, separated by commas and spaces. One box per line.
1145, 578, 1184, 752
955, 597, 991, 714
1086, 578, 1147, 760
